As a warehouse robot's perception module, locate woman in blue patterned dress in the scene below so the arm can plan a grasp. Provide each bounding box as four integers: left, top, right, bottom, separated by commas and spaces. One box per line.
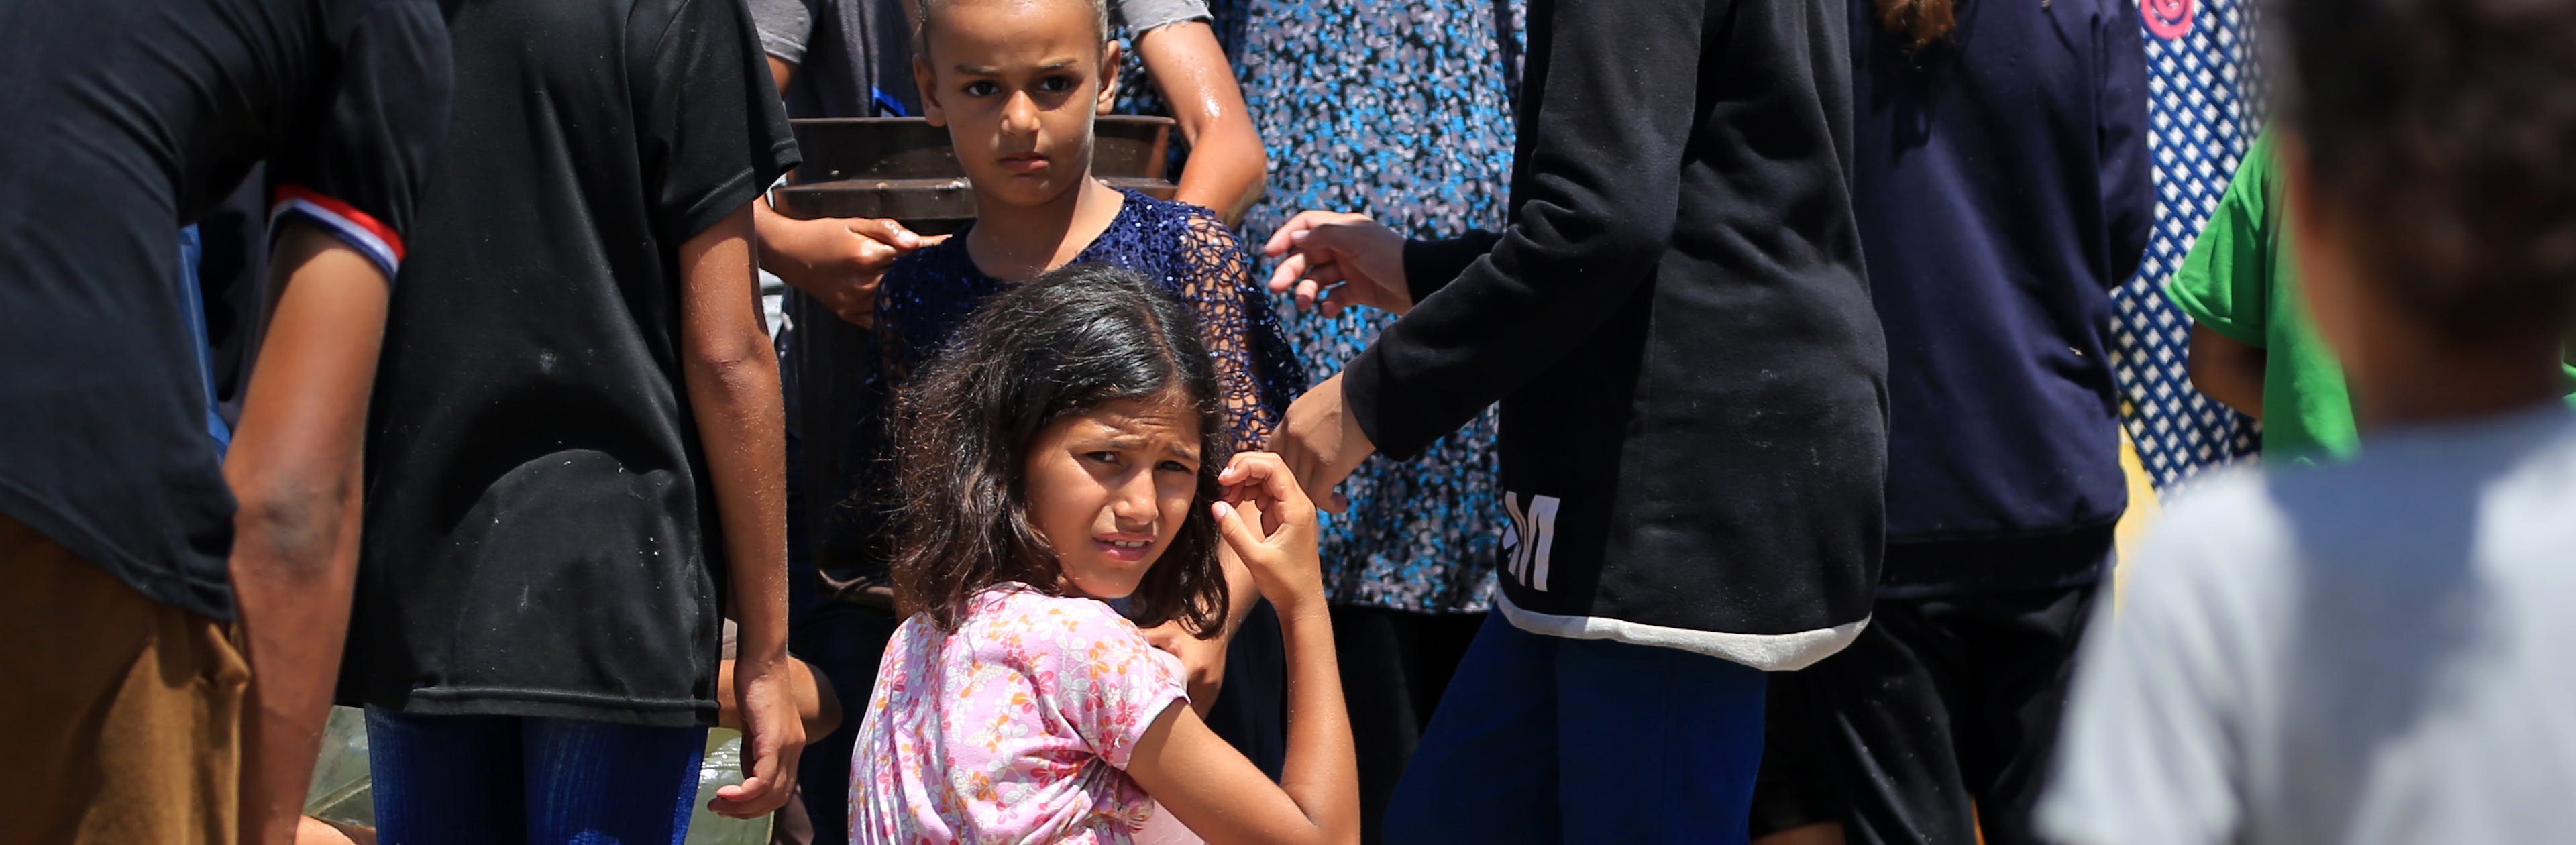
1189, 0, 1523, 836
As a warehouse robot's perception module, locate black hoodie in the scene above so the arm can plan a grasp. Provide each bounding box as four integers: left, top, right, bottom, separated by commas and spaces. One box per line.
1344, 0, 1888, 670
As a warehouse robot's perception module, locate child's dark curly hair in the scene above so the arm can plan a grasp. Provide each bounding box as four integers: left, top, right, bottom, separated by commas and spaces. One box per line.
888, 263, 1230, 636
2279, 0, 2576, 345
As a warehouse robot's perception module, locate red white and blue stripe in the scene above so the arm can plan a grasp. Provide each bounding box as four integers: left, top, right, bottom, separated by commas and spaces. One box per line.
268, 184, 405, 282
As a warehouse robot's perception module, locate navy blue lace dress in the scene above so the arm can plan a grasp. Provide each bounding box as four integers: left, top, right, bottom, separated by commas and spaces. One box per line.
872, 188, 1303, 446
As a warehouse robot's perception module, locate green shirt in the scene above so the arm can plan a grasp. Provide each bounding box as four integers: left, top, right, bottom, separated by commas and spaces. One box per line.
2167, 131, 2358, 462
2169, 131, 2576, 464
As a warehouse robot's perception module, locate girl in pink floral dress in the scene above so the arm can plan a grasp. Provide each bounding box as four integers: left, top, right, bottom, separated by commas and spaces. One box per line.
847, 265, 1358, 844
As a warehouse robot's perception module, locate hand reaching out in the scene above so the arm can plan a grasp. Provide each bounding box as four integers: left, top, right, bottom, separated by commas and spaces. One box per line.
1262, 210, 1411, 317
757, 211, 938, 328
1265, 372, 1377, 515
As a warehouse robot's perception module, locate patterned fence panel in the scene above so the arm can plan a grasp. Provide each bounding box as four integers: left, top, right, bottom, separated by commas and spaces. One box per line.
2116, 0, 2267, 486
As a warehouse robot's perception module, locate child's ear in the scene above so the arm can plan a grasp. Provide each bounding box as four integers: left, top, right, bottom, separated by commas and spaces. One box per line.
915, 56, 945, 127
1094, 40, 1122, 116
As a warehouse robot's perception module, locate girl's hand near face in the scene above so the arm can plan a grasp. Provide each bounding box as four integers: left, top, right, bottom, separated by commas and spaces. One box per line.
1210, 452, 1324, 617
1129, 450, 1357, 845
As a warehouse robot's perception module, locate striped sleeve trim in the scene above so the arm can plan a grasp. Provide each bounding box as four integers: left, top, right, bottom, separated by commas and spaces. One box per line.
268, 184, 404, 282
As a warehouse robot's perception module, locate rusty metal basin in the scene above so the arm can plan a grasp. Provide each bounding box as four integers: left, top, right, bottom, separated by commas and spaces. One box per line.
773, 115, 1177, 233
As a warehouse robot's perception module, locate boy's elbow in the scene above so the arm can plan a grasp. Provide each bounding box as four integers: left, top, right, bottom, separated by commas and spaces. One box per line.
229, 477, 349, 580
683, 341, 780, 398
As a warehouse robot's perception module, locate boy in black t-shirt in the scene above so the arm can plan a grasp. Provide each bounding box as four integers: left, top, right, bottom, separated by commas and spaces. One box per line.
0, 1, 450, 843
335, 0, 804, 838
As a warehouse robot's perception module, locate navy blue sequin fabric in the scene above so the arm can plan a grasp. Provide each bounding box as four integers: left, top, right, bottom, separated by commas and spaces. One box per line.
875, 188, 1304, 451
1114, 0, 1523, 614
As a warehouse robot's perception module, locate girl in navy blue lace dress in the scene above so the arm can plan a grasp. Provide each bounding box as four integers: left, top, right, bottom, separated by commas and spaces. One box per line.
835, 0, 1304, 776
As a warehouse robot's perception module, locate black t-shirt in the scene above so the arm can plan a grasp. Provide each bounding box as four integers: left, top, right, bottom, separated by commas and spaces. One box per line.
340, 0, 798, 726
0, 0, 449, 620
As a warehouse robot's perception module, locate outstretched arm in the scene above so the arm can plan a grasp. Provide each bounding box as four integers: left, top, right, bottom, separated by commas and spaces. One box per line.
1264, 0, 1710, 506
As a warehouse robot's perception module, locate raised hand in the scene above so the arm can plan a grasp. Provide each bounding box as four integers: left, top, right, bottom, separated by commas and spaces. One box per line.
1261, 210, 1410, 317
1210, 452, 1325, 615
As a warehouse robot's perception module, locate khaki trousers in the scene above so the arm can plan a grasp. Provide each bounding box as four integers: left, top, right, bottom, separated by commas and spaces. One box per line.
0, 514, 246, 845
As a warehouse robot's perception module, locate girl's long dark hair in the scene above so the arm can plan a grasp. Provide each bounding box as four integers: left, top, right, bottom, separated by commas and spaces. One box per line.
889, 264, 1231, 636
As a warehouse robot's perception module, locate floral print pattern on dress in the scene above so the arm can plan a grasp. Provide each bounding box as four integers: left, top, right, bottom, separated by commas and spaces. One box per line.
849, 584, 1191, 844
1122, 0, 1525, 613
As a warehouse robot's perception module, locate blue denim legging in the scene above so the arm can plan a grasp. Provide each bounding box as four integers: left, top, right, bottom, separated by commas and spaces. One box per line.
365, 708, 706, 845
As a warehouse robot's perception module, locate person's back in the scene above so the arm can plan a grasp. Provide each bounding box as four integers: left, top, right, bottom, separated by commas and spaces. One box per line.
1849, 0, 2146, 547
348, 0, 795, 724
2051, 407, 2576, 844
2041, 1, 2576, 842
0, 0, 441, 626
1750, 1, 2148, 842
0, 1, 447, 842
341, 0, 804, 837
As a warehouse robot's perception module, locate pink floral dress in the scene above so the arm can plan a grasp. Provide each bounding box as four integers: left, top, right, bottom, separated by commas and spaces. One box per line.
849, 583, 1190, 844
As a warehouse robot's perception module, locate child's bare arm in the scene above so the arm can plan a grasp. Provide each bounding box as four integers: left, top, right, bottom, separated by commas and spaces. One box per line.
227, 228, 391, 845
2188, 324, 2267, 420
678, 201, 804, 818
718, 656, 843, 740
1126, 453, 1358, 845
1134, 20, 1267, 225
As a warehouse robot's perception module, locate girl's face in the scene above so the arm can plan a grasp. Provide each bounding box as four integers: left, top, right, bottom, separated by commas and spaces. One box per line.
914, 0, 1120, 210
1022, 394, 1203, 601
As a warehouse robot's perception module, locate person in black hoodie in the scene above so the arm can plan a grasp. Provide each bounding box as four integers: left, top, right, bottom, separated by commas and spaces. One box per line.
1260, 0, 1887, 840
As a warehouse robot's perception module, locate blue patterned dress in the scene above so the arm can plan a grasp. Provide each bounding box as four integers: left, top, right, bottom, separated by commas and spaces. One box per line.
1196, 0, 1525, 614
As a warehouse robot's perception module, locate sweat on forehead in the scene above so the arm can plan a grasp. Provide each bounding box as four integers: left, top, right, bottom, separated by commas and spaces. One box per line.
914, 0, 1110, 56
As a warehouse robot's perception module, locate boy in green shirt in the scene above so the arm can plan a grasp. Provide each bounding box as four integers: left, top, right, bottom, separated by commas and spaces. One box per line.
2172, 129, 2576, 463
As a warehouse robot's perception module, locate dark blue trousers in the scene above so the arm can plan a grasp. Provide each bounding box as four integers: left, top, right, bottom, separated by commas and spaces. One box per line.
1382, 610, 1768, 845
366, 708, 706, 845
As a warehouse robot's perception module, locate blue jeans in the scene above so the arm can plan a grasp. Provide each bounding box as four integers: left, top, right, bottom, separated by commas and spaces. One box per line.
1381, 610, 1768, 845
366, 708, 706, 845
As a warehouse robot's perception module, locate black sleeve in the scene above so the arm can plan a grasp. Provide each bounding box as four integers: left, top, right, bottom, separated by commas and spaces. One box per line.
1343, 0, 1715, 459
2097, 0, 2153, 288
265, 0, 452, 283
1399, 231, 1504, 306
633, 0, 804, 247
